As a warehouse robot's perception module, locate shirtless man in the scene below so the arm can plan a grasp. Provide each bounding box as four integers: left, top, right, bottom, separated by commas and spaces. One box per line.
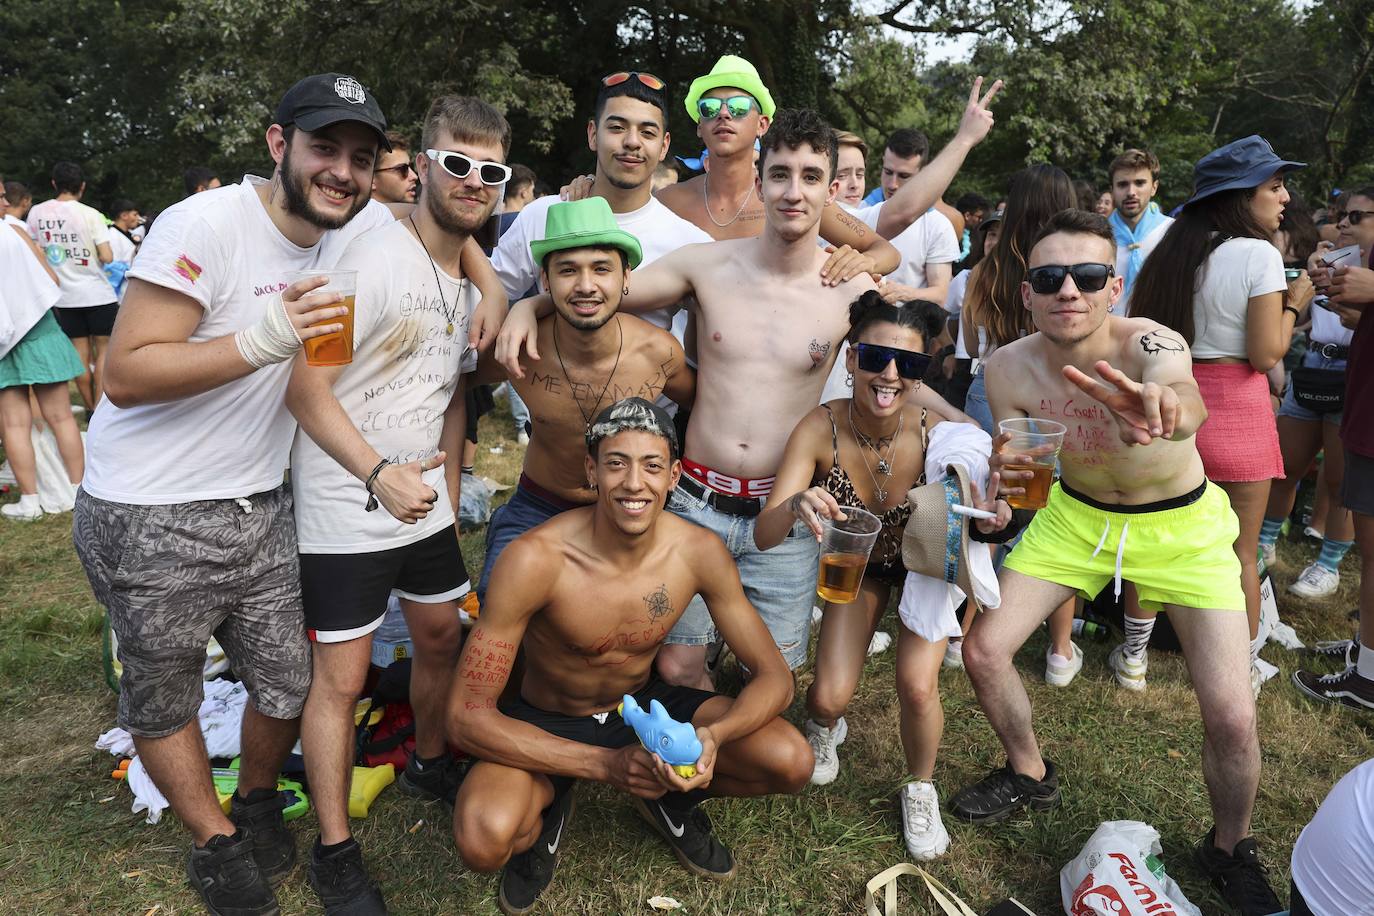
658, 57, 1000, 257
449, 398, 810, 915
473, 197, 694, 600
951, 210, 1281, 916
500, 109, 879, 686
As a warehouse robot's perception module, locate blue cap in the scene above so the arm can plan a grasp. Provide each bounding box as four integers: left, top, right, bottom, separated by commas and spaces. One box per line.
1183, 135, 1304, 208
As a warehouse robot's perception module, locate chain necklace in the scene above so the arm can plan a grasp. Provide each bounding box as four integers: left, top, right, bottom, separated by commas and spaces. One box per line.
408, 215, 458, 336
848, 401, 903, 503
702, 172, 753, 228
553, 315, 623, 432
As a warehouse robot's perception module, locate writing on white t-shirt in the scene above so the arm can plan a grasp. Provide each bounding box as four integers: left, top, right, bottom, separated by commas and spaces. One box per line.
26, 199, 115, 308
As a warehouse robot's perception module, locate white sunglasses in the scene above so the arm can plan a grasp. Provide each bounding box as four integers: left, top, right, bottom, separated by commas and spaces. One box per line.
424, 149, 511, 186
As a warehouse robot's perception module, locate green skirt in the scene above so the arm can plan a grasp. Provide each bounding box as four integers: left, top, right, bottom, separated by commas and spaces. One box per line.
0, 311, 86, 389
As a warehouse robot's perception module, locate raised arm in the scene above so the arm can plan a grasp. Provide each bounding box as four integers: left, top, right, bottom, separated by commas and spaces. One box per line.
103, 276, 347, 407
755, 409, 839, 550
691, 531, 795, 741
874, 78, 1003, 240
818, 206, 900, 278
461, 237, 507, 353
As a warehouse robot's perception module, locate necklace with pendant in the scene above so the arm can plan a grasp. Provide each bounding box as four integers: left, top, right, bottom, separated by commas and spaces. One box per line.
409, 215, 458, 336
848, 401, 902, 503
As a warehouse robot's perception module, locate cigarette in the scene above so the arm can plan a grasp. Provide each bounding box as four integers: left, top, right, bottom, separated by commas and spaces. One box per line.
951, 504, 997, 520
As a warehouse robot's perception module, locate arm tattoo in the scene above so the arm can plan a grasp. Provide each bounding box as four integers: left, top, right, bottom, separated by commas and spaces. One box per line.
1139, 331, 1185, 355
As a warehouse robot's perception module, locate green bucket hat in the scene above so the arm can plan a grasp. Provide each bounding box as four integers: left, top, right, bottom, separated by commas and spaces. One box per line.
684, 54, 777, 123
529, 198, 643, 270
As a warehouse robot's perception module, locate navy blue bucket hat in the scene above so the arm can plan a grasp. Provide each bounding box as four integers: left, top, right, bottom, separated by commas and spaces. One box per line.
1183, 135, 1304, 208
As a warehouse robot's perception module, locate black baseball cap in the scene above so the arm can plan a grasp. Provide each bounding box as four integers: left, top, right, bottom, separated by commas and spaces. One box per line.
274, 73, 391, 151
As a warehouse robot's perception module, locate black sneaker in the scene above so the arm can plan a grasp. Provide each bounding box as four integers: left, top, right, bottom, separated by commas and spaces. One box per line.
948, 759, 1061, 824
1293, 665, 1374, 711
1194, 828, 1282, 916
1308, 639, 1356, 665
632, 797, 736, 880
499, 787, 576, 915
229, 787, 297, 885
397, 751, 467, 805
307, 837, 387, 915
185, 831, 279, 916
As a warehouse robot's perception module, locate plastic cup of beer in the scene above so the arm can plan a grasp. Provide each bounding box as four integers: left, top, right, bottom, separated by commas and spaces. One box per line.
816, 506, 882, 605
998, 418, 1067, 510
288, 269, 357, 367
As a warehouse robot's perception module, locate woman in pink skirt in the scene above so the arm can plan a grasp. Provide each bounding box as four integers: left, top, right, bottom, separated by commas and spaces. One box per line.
1131, 136, 1314, 683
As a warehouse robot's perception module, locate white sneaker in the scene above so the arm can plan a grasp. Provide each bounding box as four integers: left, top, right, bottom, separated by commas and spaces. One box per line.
899, 781, 950, 860
1045, 642, 1083, 687
805, 717, 847, 785
1288, 562, 1339, 599
867, 631, 893, 656
1258, 541, 1276, 570
1, 498, 43, 521
1108, 644, 1148, 691
1251, 661, 1264, 699
942, 638, 964, 670
516, 431, 530, 447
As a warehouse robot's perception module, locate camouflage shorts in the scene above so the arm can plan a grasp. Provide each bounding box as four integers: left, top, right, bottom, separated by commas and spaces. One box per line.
74, 485, 311, 737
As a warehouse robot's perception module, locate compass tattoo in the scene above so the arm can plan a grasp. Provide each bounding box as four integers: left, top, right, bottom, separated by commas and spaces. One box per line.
643, 584, 673, 621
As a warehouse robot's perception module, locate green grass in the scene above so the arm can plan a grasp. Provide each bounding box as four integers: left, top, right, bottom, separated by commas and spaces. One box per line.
1, 403, 1371, 915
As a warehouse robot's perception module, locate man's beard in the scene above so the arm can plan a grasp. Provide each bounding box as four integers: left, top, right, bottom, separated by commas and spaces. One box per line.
280, 144, 368, 230
424, 184, 490, 236
556, 301, 617, 331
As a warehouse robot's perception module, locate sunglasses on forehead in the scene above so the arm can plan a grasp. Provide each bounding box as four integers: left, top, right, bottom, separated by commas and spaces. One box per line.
602, 71, 666, 91
1026, 262, 1114, 294
854, 342, 931, 380
424, 149, 511, 186
697, 96, 757, 121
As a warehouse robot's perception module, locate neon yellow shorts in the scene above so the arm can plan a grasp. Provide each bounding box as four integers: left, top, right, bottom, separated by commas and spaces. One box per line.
1002, 480, 1244, 612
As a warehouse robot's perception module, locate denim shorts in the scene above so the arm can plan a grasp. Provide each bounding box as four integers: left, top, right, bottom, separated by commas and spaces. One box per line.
1278, 351, 1346, 425
477, 481, 576, 601
964, 372, 997, 437
664, 484, 818, 670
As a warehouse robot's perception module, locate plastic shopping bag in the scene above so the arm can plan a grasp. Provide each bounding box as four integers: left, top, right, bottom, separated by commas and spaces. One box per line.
1060, 821, 1201, 916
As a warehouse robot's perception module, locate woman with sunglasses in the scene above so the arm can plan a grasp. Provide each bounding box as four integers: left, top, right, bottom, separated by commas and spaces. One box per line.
1256, 188, 1372, 600
755, 290, 1007, 861
1131, 137, 1315, 690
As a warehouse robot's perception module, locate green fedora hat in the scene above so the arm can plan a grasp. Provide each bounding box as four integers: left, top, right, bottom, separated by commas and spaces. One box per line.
685, 54, 776, 123
530, 198, 643, 270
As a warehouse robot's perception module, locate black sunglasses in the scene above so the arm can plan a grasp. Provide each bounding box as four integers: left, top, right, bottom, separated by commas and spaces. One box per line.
854, 342, 931, 380
1027, 262, 1114, 294
1343, 209, 1374, 225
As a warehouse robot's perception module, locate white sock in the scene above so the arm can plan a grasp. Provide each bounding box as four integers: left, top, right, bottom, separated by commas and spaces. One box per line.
1358, 643, 1374, 681
17, 493, 41, 510
1249, 632, 1263, 664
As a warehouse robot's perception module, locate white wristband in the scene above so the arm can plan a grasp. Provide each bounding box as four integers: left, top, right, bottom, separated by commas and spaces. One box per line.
235, 294, 302, 368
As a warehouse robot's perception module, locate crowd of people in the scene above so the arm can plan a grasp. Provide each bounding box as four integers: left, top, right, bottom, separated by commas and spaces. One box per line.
0, 57, 1371, 916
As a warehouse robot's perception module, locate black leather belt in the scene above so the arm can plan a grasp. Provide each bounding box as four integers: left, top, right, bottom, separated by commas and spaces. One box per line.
677, 474, 763, 517
1312, 342, 1349, 360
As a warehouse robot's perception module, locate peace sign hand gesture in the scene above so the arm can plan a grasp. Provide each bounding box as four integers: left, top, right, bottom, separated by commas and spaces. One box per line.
1062, 360, 1178, 446
955, 76, 1004, 147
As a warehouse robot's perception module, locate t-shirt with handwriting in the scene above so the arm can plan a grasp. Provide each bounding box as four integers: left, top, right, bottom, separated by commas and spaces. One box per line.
293, 220, 479, 553
82, 176, 394, 504
26, 198, 116, 308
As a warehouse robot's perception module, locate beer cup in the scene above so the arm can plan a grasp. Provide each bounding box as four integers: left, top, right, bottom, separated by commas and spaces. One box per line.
816, 506, 882, 604
288, 269, 358, 367
998, 418, 1067, 510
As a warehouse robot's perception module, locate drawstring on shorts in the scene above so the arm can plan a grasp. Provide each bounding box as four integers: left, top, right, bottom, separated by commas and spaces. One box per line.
1090, 518, 1130, 600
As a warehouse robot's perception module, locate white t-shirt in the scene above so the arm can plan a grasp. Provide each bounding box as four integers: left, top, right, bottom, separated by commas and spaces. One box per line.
944, 269, 971, 321
4, 214, 26, 229
1189, 237, 1286, 359
108, 228, 136, 264
82, 176, 395, 504
0, 223, 62, 360
1291, 758, 1374, 916
853, 203, 959, 291
1310, 300, 1355, 347
491, 194, 711, 331
26, 198, 116, 308
293, 221, 478, 553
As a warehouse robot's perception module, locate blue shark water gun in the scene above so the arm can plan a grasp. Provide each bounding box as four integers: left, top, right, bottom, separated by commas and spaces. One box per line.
618, 694, 703, 778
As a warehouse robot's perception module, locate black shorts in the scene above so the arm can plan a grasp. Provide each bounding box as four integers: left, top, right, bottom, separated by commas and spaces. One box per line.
53, 303, 119, 338
300, 525, 470, 642
498, 675, 716, 795
1341, 448, 1374, 516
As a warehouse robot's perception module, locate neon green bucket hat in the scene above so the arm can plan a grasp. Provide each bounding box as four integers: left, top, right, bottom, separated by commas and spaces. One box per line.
685, 54, 777, 123
530, 198, 643, 269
